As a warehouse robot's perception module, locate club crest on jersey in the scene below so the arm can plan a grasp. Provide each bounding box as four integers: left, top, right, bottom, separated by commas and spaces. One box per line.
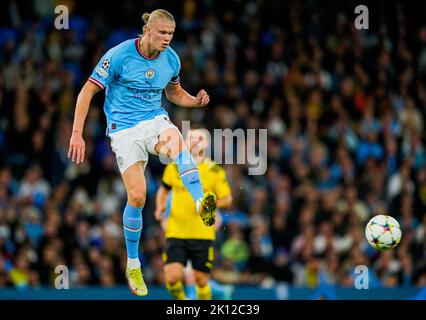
145, 69, 155, 79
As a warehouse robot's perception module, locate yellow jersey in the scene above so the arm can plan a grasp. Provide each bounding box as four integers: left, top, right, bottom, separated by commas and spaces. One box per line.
162, 158, 231, 240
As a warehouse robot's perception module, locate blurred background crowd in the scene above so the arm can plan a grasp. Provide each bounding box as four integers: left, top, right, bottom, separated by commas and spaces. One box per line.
1, 0, 426, 291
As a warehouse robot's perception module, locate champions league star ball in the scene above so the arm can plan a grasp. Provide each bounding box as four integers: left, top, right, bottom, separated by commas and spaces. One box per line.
365, 215, 402, 250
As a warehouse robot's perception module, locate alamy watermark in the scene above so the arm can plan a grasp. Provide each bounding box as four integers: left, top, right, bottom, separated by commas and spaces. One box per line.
54, 265, 69, 289
54, 5, 69, 30
354, 265, 369, 289
354, 5, 369, 30
158, 121, 268, 175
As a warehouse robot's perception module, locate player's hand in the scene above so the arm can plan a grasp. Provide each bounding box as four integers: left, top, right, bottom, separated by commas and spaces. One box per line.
68, 131, 86, 164
154, 208, 164, 221
195, 89, 209, 107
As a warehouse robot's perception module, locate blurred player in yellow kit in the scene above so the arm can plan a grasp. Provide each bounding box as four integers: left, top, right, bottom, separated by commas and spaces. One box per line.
155, 128, 233, 300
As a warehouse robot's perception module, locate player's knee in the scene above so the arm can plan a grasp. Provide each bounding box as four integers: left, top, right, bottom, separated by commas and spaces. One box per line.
195, 273, 209, 287
157, 135, 183, 158
127, 189, 146, 207
167, 137, 184, 158
165, 271, 182, 285
158, 131, 183, 157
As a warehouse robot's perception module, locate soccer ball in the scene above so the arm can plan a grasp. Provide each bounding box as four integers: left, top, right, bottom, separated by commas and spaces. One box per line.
365, 215, 402, 250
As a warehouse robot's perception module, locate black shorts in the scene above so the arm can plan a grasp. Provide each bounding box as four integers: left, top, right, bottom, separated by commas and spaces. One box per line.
163, 238, 214, 273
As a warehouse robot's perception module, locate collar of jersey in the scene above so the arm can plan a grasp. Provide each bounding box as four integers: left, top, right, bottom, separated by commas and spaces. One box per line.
135, 38, 160, 60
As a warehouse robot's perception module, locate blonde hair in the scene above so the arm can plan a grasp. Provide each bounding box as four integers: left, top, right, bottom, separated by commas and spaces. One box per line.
141, 9, 175, 35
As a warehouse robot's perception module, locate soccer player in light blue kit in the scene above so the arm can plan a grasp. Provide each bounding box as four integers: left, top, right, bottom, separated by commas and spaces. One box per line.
68, 9, 217, 297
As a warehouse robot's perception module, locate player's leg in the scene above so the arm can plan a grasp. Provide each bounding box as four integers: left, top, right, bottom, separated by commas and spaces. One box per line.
121, 161, 148, 296
163, 238, 187, 300
193, 270, 212, 300
110, 127, 148, 296
189, 240, 213, 300
164, 263, 186, 300
154, 127, 217, 226
186, 266, 234, 300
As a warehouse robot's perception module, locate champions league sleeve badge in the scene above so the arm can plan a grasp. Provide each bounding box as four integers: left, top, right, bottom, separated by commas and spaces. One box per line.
101, 59, 110, 70
96, 58, 110, 78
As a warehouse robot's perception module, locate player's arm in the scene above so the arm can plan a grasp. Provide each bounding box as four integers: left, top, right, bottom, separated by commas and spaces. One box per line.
154, 184, 170, 221
165, 82, 209, 108
214, 166, 233, 209
68, 81, 101, 164
156, 164, 175, 221
217, 194, 233, 209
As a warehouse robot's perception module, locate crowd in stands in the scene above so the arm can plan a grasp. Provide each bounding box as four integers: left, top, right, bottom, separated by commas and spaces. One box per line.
1, 0, 426, 290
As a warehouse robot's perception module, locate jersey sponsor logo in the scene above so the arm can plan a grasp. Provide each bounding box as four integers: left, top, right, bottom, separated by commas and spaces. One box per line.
128, 87, 162, 100
145, 68, 155, 79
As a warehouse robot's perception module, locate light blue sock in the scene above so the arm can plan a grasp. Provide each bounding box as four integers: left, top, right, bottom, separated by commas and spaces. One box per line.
123, 203, 143, 259
175, 149, 204, 203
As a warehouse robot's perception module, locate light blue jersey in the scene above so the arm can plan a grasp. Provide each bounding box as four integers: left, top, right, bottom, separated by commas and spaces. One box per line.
89, 38, 181, 135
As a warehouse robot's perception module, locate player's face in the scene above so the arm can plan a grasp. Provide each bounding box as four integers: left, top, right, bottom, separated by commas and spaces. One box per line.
186, 130, 209, 156
147, 20, 175, 51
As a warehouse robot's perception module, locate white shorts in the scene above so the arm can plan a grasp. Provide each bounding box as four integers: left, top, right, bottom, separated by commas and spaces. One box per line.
109, 115, 178, 174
